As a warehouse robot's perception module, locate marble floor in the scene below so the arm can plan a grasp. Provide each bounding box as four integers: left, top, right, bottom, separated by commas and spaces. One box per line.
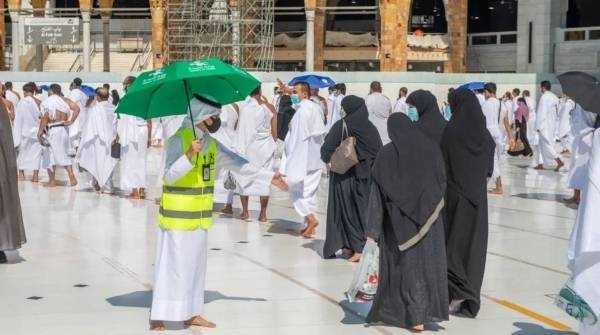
1, 147, 583, 334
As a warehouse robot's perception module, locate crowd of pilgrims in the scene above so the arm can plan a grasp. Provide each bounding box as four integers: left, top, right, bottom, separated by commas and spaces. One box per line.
3, 75, 600, 332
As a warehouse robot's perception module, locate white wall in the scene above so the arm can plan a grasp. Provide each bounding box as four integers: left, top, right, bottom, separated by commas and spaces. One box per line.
555, 41, 600, 74
467, 45, 518, 73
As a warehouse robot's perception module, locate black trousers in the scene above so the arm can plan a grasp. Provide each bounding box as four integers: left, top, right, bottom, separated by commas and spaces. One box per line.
515, 120, 533, 156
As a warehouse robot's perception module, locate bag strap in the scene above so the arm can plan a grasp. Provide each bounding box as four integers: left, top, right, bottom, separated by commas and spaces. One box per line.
398, 199, 445, 251
341, 119, 349, 141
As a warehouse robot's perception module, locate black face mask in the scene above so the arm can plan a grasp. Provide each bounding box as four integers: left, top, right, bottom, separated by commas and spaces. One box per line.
204, 116, 221, 133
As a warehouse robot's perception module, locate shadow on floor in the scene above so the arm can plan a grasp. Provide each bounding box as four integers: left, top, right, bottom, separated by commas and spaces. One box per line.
267, 219, 302, 237
512, 193, 567, 202
512, 322, 577, 335
302, 239, 325, 258
106, 290, 267, 309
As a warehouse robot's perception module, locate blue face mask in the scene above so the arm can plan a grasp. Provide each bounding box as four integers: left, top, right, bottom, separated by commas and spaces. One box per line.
407, 106, 419, 122
290, 94, 300, 105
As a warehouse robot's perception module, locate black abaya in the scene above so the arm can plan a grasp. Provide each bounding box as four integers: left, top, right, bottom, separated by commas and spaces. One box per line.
366, 113, 448, 329
406, 90, 447, 144
321, 96, 382, 258
441, 89, 494, 318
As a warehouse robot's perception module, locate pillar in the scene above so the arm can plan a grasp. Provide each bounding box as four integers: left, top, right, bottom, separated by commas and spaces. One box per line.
313, 0, 326, 71
516, 0, 567, 73
305, 9, 315, 71
230, 0, 241, 67
150, 0, 166, 69
8, 0, 21, 71
80, 0, 92, 72
379, 0, 410, 71
99, 0, 114, 72
444, 0, 468, 73
0, 0, 6, 70
31, 0, 46, 72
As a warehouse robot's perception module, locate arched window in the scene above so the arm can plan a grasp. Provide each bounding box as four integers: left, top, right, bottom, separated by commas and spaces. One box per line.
468, 0, 517, 33
567, 0, 600, 27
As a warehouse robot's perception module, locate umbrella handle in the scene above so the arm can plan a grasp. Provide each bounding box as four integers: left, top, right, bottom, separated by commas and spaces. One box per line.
183, 79, 196, 139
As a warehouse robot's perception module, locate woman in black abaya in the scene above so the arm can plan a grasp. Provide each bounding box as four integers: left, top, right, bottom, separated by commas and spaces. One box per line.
321, 95, 382, 261
406, 89, 447, 144
366, 113, 448, 331
442, 88, 495, 318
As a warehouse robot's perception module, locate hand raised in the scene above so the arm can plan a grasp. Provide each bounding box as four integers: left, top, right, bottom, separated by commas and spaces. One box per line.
271, 172, 288, 191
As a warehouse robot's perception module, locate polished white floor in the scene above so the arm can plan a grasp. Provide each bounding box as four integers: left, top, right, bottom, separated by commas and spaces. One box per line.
1, 147, 583, 335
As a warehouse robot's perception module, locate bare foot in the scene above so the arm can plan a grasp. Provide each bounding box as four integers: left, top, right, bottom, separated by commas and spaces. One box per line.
44, 180, 58, 188
31, 176, 39, 183
411, 324, 425, 332
185, 315, 216, 328
239, 212, 250, 221
18, 172, 26, 180
220, 205, 233, 215
128, 190, 141, 199
534, 164, 544, 170
488, 188, 503, 195
302, 219, 319, 239
258, 213, 268, 223
139, 188, 147, 199
69, 178, 78, 187
348, 253, 362, 263
555, 159, 564, 172
149, 321, 165, 331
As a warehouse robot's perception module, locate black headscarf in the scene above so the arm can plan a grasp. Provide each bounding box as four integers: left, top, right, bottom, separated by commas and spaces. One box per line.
321, 95, 382, 175
406, 90, 447, 144
441, 88, 495, 204
276, 95, 296, 141
372, 113, 446, 226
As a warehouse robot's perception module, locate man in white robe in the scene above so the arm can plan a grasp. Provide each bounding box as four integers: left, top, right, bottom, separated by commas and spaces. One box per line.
12, 82, 46, 182
365, 81, 392, 144
117, 76, 151, 199
150, 98, 287, 331
4, 82, 20, 107
66, 78, 88, 154
235, 85, 277, 222
325, 83, 345, 132
523, 90, 538, 146
475, 89, 486, 107
568, 126, 600, 335
310, 87, 328, 125
483, 83, 510, 195
566, 106, 597, 204
38, 84, 80, 187
214, 103, 240, 214
534, 81, 564, 171
78, 88, 118, 192
557, 95, 575, 154
280, 82, 326, 238
392, 86, 408, 114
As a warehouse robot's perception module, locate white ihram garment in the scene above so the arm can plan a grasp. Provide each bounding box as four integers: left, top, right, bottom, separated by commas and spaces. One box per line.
280, 99, 325, 218
235, 98, 275, 196
366, 92, 393, 145
568, 106, 597, 190
78, 101, 118, 188
41, 95, 72, 167
482, 97, 502, 181
568, 128, 600, 335
558, 98, 575, 151
67, 88, 89, 148
13, 96, 48, 171
5, 90, 20, 107
535, 91, 560, 167
213, 104, 239, 204
325, 94, 343, 132
151, 127, 273, 322
393, 96, 408, 115
525, 96, 539, 146
118, 115, 148, 191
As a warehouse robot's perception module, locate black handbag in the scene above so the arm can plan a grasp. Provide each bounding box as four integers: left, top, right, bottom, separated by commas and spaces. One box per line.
111, 141, 121, 159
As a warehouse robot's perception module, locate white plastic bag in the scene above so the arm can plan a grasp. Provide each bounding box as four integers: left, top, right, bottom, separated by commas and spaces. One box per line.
346, 239, 379, 303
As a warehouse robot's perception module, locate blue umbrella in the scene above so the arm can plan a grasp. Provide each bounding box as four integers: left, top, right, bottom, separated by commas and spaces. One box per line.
288, 74, 336, 89
39, 84, 50, 91
458, 81, 486, 91
80, 85, 97, 97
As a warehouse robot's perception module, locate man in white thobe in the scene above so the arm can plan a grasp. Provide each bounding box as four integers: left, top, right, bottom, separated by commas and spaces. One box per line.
483, 83, 510, 195
117, 76, 151, 199
534, 81, 564, 171
568, 126, 600, 335
523, 90, 538, 146
566, 106, 597, 204
38, 84, 80, 187
235, 85, 277, 222
325, 83, 345, 132
475, 89, 486, 107
365, 81, 393, 144
214, 103, 240, 214
280, 82, 326, 238
392, 86, 409, 115
310, 87, 328, 125
150, 98, 286, 331
4, 82, 20, 107
78, 88, 118, 192
12, 82, 46, 182
557, 95, 576, 154
66, 78, 88, 154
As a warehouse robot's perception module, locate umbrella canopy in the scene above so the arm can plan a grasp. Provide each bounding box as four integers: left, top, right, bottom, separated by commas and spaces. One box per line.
288, 74, 336, 89
458, 81, 486, 91
558, 71, 600, 114
80, 85, 96, 97
116, 58, 260, 120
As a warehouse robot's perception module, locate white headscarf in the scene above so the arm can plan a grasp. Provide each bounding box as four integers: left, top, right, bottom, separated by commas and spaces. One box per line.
180, 98, 222, 138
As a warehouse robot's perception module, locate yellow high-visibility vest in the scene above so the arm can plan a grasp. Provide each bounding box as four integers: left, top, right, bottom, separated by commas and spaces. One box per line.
158, 128, 217, 231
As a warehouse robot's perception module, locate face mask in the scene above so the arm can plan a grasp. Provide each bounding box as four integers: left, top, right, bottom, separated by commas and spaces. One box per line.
204, 116, 221, 133
290, 94, 300, 105
407, 106, 419, 122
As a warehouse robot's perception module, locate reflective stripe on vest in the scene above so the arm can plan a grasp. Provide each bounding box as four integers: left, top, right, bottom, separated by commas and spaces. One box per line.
158, 128, 218, 231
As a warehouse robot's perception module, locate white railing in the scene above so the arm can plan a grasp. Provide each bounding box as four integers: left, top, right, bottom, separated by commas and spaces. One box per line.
468, 31, 518, 46
556, 26, 600, 42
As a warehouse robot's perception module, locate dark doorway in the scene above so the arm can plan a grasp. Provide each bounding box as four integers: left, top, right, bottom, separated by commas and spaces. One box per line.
408, 61, 444, 72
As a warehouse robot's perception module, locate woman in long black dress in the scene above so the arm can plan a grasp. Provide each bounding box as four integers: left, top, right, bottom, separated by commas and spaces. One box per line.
366, 113, 448, 331
406, 89, 447, 144
321, 95, 382, 261
442, 88, 495, 318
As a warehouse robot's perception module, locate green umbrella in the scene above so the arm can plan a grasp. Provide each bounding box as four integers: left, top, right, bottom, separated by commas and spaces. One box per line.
116, 58, 260, 121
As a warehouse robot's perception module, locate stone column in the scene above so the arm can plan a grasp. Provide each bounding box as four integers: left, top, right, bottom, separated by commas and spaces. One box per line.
313, 0, 326, 71
99, 0, 114, 72
230, 0, 241, 67
0, 0, 6, 70
31, 0, 46, 72
379, 0, 410, 72
8, 0, 21, 71
305, 9, 315, 71
150, 0, 166, 69
444, 0, 468, 73
516, 0, 567, 73
80, 0, 92, 72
